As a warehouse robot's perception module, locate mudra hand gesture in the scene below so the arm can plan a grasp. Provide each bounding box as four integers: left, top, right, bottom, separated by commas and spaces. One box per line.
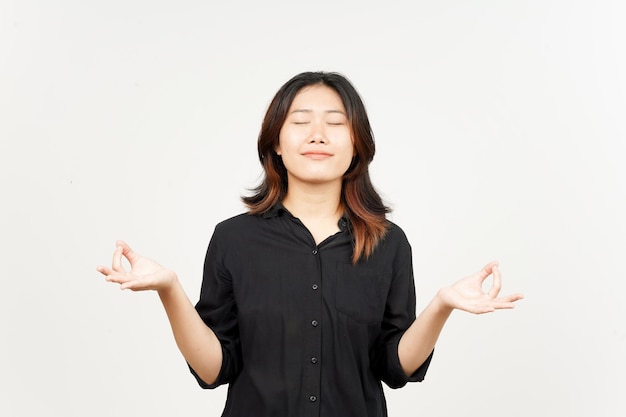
438, 261, 524, 314
96, 240, 177, 292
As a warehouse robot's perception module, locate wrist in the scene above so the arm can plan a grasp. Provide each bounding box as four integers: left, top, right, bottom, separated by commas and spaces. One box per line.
433, 288, 455, 315
157, 271, 180, 297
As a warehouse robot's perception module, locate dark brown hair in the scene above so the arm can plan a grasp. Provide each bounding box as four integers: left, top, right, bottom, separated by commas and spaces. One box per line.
242, 71, 390, 263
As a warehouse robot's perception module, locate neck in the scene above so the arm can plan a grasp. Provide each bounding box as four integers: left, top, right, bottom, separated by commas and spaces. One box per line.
282, 179, 342, 220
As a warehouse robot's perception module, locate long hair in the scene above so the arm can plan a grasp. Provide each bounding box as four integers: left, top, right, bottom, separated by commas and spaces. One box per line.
242, 71, 390, 263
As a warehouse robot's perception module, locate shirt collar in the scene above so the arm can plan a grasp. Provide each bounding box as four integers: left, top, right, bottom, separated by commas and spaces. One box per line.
263, 202, 350, 231
262, 202, 288, 219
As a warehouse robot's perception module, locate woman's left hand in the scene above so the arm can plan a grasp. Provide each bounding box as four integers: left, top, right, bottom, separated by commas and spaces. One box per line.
437, 261, 524, 314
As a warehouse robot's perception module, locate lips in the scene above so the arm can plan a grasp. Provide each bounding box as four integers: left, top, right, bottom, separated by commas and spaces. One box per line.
302, 151, 333, 160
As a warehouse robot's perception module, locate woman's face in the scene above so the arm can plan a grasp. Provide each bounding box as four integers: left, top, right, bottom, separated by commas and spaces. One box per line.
277, 84, 354, 188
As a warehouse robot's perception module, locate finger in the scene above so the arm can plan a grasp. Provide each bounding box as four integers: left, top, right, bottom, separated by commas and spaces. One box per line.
488, 265, 502, 298
485, 294, 524, 310
112, 245, 125, 273
120, 277, 153, 291
464, 303, 496, 314
96, 265, 114, 276
97, 266, 128, 285
120, 281, 142, 291
105, 272, 134, 285
500, 293, 525, 303
489, 301, 516, 310
476, 260, 499, 281
116, 240, 140, 264
458, 291, 523, 314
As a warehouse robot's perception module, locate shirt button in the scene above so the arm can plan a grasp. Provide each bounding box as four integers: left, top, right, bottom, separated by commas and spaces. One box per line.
311, 357, 318, 364
309, 395, 317, 402
312, 249, 318, 255
311, 284, 319, 290
311, 320, 318, 327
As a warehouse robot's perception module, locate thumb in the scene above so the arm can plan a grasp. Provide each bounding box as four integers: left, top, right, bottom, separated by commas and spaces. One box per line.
116, 240, 140, 264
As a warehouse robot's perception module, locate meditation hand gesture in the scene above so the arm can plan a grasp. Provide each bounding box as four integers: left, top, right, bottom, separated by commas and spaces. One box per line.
97, 241, 177, 292
438, 261, 524, 314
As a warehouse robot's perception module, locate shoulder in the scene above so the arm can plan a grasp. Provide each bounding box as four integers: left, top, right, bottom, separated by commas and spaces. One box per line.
215, 212, 257, 229
206, 212, 263, 256
212, 212, 263, 237
372, 220, 413, 260
383, 220, 411, 245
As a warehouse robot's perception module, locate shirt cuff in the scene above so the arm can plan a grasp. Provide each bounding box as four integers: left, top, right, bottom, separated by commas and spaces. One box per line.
187, 345, 230, 390
385, 335, 434, 389
406, 348, 434, 383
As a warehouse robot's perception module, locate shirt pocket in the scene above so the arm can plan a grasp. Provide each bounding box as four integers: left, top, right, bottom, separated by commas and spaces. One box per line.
335, 263, 390, 324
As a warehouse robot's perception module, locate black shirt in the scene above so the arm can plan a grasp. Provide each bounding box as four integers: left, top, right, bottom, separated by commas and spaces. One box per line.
190, 204, 433, 417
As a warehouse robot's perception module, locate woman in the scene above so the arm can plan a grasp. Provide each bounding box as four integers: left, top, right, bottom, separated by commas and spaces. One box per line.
97, 71, 523, 417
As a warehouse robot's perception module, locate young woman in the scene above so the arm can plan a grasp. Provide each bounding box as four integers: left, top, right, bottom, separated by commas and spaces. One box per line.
97, 71, 523, 417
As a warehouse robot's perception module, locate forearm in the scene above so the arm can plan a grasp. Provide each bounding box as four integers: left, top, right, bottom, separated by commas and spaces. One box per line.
398, 291, 452, 376
158, 279, 223, 385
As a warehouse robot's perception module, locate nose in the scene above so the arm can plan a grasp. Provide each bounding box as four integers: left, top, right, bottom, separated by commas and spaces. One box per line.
308, 121, 327, 144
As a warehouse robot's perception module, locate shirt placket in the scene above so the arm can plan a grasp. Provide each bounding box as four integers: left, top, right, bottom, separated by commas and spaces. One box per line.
302, 242, 323, 417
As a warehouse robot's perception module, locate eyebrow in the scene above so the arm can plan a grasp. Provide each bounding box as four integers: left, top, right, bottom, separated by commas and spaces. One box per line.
289, 109, 347, 115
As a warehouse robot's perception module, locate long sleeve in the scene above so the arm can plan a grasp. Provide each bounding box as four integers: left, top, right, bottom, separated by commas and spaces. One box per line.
370, 226, 433, 388
189, 224, 242, 388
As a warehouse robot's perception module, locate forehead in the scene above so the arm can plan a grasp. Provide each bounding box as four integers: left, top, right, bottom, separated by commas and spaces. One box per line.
289, 84, 345, 112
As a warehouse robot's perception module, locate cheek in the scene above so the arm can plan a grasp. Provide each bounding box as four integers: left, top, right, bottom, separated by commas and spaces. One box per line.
345, 140, 356, 161
339, 147, 355, 172
276, 129, 285, 155
277, 129, 299, 155
341, 142, 356, 172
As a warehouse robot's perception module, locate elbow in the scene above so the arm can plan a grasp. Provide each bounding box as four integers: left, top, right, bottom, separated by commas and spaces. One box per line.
188, 363, 221, 389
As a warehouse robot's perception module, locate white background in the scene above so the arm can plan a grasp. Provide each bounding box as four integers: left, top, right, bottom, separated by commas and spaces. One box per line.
1, 1, 624, 416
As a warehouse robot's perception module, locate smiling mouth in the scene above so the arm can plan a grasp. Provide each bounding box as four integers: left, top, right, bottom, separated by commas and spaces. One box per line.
302, 152, 333, 160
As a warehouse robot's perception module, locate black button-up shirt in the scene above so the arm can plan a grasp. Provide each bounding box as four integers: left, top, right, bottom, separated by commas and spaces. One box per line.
190, 204, 433, 417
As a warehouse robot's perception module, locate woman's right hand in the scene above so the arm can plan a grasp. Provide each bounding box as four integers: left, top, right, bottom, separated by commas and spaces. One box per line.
97, 240, 177, 292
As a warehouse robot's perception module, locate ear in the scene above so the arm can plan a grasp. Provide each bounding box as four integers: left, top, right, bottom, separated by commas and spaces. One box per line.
275, 144, 282, 156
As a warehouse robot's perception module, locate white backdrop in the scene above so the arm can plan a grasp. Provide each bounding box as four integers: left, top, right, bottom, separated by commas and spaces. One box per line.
1, 1, 624, 416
